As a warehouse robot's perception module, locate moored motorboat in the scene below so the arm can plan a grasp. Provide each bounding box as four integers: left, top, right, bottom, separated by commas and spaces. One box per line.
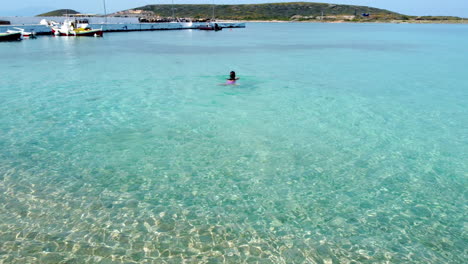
198, 23, 222, 31
0, 32, 22, 41
6, 27, 36, 38
51, 19, 103, 37
62, 27, 104, 37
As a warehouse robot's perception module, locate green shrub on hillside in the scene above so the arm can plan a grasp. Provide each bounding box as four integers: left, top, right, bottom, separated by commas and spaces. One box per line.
37, 9, 79, 16
134, 2, 397, 20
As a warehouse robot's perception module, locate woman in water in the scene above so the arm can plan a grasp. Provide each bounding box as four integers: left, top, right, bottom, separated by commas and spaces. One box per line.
227, 71, 239, 84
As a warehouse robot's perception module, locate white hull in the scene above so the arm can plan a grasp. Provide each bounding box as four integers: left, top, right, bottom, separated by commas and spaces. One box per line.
6, 27, 36, 38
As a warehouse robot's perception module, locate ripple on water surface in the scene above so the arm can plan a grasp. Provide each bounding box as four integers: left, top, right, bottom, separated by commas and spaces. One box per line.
0, 23, 467, 263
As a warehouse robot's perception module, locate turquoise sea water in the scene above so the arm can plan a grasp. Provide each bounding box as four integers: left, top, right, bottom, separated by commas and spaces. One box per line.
0, 23, 467, 263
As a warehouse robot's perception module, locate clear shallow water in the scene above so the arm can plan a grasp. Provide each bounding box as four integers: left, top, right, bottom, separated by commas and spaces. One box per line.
0, 23, 467, 263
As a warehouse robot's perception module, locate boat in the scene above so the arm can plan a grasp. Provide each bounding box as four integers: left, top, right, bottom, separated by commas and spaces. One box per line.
6, 27, 36, 38
0, 32, 22, 41
40, 19, 59, 27
52, 19, 103, 37
198, 1, 222, 31
198, 22, 222, 31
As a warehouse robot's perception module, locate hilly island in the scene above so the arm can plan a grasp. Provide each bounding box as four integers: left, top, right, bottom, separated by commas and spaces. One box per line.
38, 2, 466, 23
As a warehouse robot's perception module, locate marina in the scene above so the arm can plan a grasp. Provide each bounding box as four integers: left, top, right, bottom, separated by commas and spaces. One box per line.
0, 16, 246, 35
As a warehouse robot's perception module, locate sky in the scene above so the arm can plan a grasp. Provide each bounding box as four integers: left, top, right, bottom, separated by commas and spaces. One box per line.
1, 0, 467, 17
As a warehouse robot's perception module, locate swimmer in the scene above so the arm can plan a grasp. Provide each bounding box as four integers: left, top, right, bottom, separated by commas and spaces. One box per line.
226, 71, 239, 84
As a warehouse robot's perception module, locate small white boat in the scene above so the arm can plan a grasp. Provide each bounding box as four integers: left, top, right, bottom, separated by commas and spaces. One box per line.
0, 32, 22, 41
6, 27, 36, 38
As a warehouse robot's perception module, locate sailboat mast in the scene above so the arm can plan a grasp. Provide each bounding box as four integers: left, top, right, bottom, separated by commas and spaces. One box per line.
103, 0, 107, 24
172, 0, 175, 21
212, 0, 215, 21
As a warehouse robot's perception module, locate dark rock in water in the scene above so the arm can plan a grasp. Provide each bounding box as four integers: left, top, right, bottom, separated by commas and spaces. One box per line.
131, 251, 145, 262
283, 248, 305, 263
40, 253, 65, 264
157, 218, 176, 232
0, 20, 10, 25
62, 258, 81, 264
125, 199, 139, 208
410, 205, 432, 218
42, 242, 58, 252
88, 201, 103, 210
94, 246, 113, 257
